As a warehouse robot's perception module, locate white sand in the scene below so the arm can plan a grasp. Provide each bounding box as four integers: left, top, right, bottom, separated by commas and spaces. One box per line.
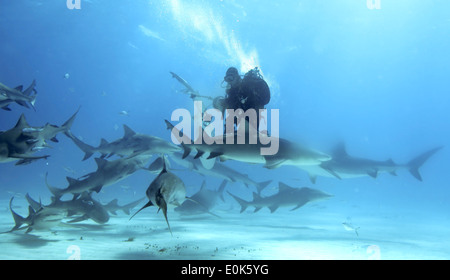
1, 197, 449, 260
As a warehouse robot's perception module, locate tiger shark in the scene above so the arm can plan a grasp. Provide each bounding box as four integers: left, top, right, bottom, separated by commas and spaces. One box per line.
47, 153, 153, 199
300, 143, 443, 183
228, 182, 332, 213
0, 79, 37, 111
66, 124, 180, 161
130, 156, 187, 236
165, 120, 331, 169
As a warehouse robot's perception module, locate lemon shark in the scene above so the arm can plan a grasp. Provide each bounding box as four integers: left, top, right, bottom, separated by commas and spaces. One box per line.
174, 180, 227, 217
300, 143, 443, 183
47, 153, 153, 199
26, 192, 110, 225
4, 197, 66, 234
0, 79, 37, 111
0, 109, 78, 165
150, 153, 272, 194
228, 182, 332, 213
165, 120, 331, 169
66, 124, 180, 161
130, 156, 187, 236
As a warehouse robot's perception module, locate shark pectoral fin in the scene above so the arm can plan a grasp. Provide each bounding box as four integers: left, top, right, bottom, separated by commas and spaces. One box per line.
290, 201, 308, 211
194, 150, 205, 159
67, 215, 89, 223
92, 185, 103, 193
1, 106, 11, 111
268, 205, 279, 213
181, 144, 191, 159
264, 157, 285, 169
253, 207, 262, 213
158, 198, 172, 236
129, 200, 154, 221
207, 152, 223, 160
367, 169, 378, 179
320, 166, 342, 180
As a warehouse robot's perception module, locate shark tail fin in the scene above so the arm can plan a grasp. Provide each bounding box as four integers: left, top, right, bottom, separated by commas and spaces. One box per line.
9, 197, 27, 231
227, 191, 249, 213
62, 107, 80, 133
119, 198, 145, 215
45, 173, 64, 200
407, 146, 443, 181
65, 131, 96, 161
255, 180, 272, 194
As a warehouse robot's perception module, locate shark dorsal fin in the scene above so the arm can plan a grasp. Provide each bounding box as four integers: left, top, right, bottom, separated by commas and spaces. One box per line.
278, 182, 294, 192
95, 158, 108, 169
123, 125, 136, 138
100, 138, 109, 147
332, 142, 348, 157
15, 114, 30, 129
14, 85, 23, 92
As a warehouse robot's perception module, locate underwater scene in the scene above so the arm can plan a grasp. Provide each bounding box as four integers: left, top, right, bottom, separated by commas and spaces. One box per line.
0, 0, 449, 261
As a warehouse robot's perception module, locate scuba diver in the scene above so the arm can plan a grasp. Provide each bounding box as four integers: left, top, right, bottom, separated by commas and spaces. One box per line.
213, 67, 271, 132
214, 67, 271, 114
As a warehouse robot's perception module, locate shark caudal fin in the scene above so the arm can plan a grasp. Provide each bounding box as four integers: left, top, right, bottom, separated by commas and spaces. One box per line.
65, 131, 96, 161
62, 107, 80, 134
407, 146, 443, 181
44, 172, 64, 200
8, 197, 28, 232
227, 191, 250, 213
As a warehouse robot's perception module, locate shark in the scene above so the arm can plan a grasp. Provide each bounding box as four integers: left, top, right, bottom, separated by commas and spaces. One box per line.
5, 197, 66, 233
165, 120, 331, 169
174, 180, 227, 217
47, 153, 153, 199
0, 79, 37, 111
66, 124, 180, 161
0, 109, 79, 165
103, 197, 145, 216
130, 156, 187, 236
26, 192, 110, 224
228, 182, 332, 213
150, 153, 272, 194
300, 143, 443, 183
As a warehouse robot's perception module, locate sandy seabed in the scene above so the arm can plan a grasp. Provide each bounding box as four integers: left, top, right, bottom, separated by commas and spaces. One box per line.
1, 196, 449, 260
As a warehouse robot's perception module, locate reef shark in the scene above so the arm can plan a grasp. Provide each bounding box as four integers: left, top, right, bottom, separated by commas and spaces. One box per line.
300, 143, 443, 183
0, 79, 37, 111
130, 156, 187, 236
228, 182, 332, 213
47, 153, 153, 199
174, 180, 227, 217
66, 124, 180, 161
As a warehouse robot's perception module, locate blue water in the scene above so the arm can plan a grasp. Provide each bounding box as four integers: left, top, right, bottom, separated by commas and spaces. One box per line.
1, 0, 449, 260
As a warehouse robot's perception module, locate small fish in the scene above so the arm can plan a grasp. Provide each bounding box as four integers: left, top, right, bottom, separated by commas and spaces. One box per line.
119, 110, 130, 116
342, 222, 360, 236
